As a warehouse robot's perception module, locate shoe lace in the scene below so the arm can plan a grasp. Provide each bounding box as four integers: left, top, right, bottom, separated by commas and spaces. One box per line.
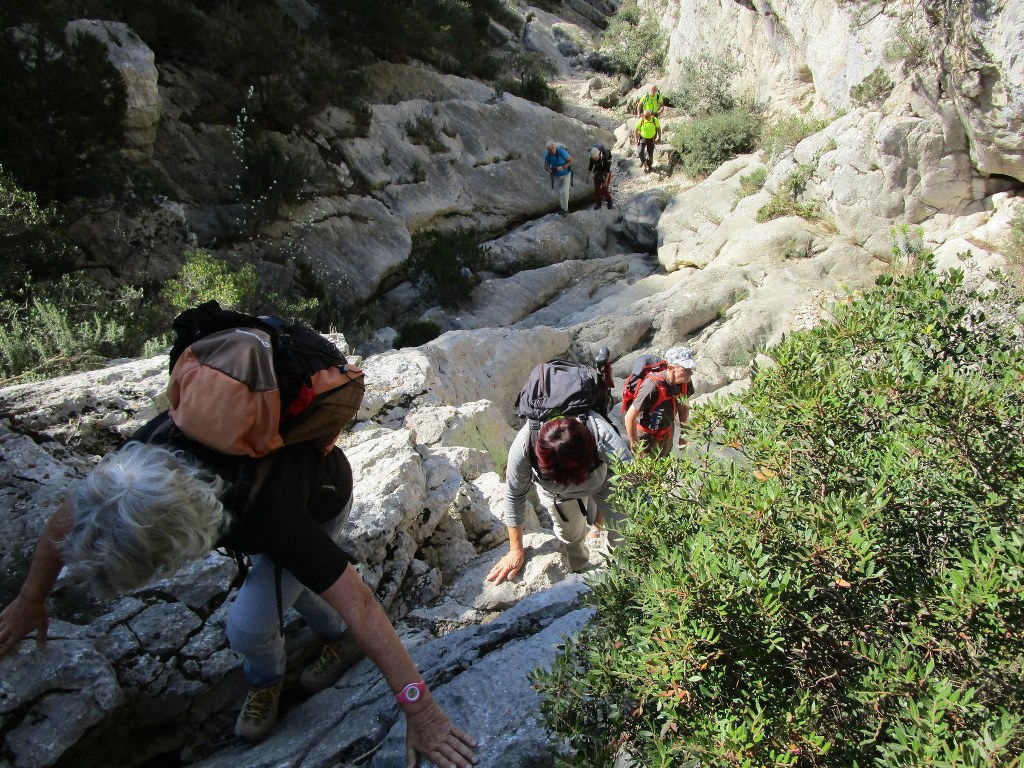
241, 685, 278, 720
310, 643, 341, 675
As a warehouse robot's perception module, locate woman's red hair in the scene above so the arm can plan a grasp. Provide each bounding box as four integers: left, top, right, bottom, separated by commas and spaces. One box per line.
535, 417, 599, 484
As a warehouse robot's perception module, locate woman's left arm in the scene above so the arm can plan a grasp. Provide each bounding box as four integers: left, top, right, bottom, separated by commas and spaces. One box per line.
320, 567, 478, 768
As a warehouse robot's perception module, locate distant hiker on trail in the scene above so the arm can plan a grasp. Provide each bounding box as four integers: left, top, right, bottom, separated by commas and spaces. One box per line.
624, 347, 697, 456
636, 84, 665, 118
634, 110, 661, 173
588, 145, 614, 210
544, 139, 574, 215
485, 414, 632, 584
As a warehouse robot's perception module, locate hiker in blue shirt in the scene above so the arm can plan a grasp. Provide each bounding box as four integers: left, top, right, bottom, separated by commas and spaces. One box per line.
544, 139, 574, 216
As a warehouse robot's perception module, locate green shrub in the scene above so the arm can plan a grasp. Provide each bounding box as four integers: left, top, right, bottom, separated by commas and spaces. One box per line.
758, 113, 833, 158
0, 276, 151, 383
851, 66, 895, 106
534, 261, 1024, 767
671, 106, 762, 178
404, 229, 489, 309
1005, 206, 1024, 270
668, 53, 738, 117
161, 250, 259, 313
395, 319, 442, 348
602, 0, 667, 81
883, 17, 930, 68
405, 115, 447, 153
494, 50, 563, 111
737, 167, 767, 199
0, 165, 77, 300
756, 165, 820, 222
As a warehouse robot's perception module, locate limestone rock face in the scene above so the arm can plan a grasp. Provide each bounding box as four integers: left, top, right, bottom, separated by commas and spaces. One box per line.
938, 0, 1024, 182
68, 20, 161, 160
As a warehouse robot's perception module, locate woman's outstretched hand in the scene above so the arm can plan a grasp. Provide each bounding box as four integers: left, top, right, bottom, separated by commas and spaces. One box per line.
485, 549, 525, 584
0, 595, 49, 660
404, 697, 478, 768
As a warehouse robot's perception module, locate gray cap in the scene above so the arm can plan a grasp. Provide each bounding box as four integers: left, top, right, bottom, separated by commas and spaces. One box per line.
665, 347, 697, 369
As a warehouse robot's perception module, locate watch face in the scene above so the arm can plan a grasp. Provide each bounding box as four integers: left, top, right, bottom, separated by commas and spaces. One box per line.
406, 686, 421, 701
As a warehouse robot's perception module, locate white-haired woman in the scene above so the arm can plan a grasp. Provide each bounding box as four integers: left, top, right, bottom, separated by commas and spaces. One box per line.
0, 437, 477, 766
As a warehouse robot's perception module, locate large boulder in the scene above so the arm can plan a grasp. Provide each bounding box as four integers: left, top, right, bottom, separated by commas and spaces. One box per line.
68, 20, 161, 160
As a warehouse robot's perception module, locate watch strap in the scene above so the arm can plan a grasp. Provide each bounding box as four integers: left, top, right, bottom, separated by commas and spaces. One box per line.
395, 680, 427, 704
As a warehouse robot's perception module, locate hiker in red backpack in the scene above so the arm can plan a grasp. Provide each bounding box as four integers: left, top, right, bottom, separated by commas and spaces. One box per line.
0, 438, 479, 763
624, 347, 697, 456
485, 413, 632, 585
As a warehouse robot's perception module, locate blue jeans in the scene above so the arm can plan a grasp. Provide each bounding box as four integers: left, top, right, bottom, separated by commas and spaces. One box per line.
225, 499, 352, 686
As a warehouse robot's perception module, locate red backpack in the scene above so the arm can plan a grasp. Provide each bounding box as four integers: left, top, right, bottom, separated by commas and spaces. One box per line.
621, 354, 667, 415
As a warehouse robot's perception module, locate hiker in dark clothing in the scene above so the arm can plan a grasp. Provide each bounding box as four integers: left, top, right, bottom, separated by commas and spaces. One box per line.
587, 145, 614, 210
0, 438, 479, 764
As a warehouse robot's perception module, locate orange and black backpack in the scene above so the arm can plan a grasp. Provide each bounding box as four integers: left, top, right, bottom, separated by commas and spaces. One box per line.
163, 301, 365, 457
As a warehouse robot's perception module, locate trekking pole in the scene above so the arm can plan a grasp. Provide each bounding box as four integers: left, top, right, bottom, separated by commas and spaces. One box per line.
594, 346, 614, 413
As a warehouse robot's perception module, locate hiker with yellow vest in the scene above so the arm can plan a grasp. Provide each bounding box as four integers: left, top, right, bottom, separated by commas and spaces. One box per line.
635, 84, 665, 118
634, 110, 661, 173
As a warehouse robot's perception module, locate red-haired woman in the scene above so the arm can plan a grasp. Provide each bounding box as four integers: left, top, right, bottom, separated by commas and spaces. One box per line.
485, 413, 632, 584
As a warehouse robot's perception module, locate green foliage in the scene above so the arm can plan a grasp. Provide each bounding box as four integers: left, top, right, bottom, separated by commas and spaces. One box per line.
671, 107, 762, 178
494, 50, 564, 111
404, 229, 489, 309
851, 66, 895, 107
395, 319, 442, 348
602, 0, 667, 81
883, 17, 930, 68
534, 261, 1024, 766
668, 54, 739, 117
231, 93, 316, 225
160, 250, 259, 314
316, 0, 511, 78
1004, 206, 1024, 273
405, 116, 447, 153
0, 18, 128, 204
0, 165, 78, 300
758, 113, 833, 159
737, 168, 767, 200
756, 165, 821, 222
0, 276, 152, 384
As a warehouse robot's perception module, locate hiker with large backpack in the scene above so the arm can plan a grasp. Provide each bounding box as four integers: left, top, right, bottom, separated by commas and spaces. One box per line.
587, 144, 614, 210
544, 138, 574, 216
623, 347, 697, 456
0, 304, 479, 764
485, 358, 632, 585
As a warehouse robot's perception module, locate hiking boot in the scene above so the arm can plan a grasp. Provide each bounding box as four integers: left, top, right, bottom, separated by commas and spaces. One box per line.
299, 635, 363, 694
235, 678, 284, 743
606, 200, 614, 209
594, 202, 601, 210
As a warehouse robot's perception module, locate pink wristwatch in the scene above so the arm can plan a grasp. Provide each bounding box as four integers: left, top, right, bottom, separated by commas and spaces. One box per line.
395, 681, 428, 704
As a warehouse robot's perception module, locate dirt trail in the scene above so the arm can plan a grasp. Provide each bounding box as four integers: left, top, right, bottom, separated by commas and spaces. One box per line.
550, 69, 684, 208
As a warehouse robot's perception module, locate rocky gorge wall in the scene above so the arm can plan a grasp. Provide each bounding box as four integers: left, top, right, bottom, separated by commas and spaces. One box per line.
2, 0, 1023, 766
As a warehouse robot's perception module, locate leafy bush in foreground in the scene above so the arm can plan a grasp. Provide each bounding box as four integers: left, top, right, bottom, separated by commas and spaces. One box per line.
534, 262, 1024, 766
